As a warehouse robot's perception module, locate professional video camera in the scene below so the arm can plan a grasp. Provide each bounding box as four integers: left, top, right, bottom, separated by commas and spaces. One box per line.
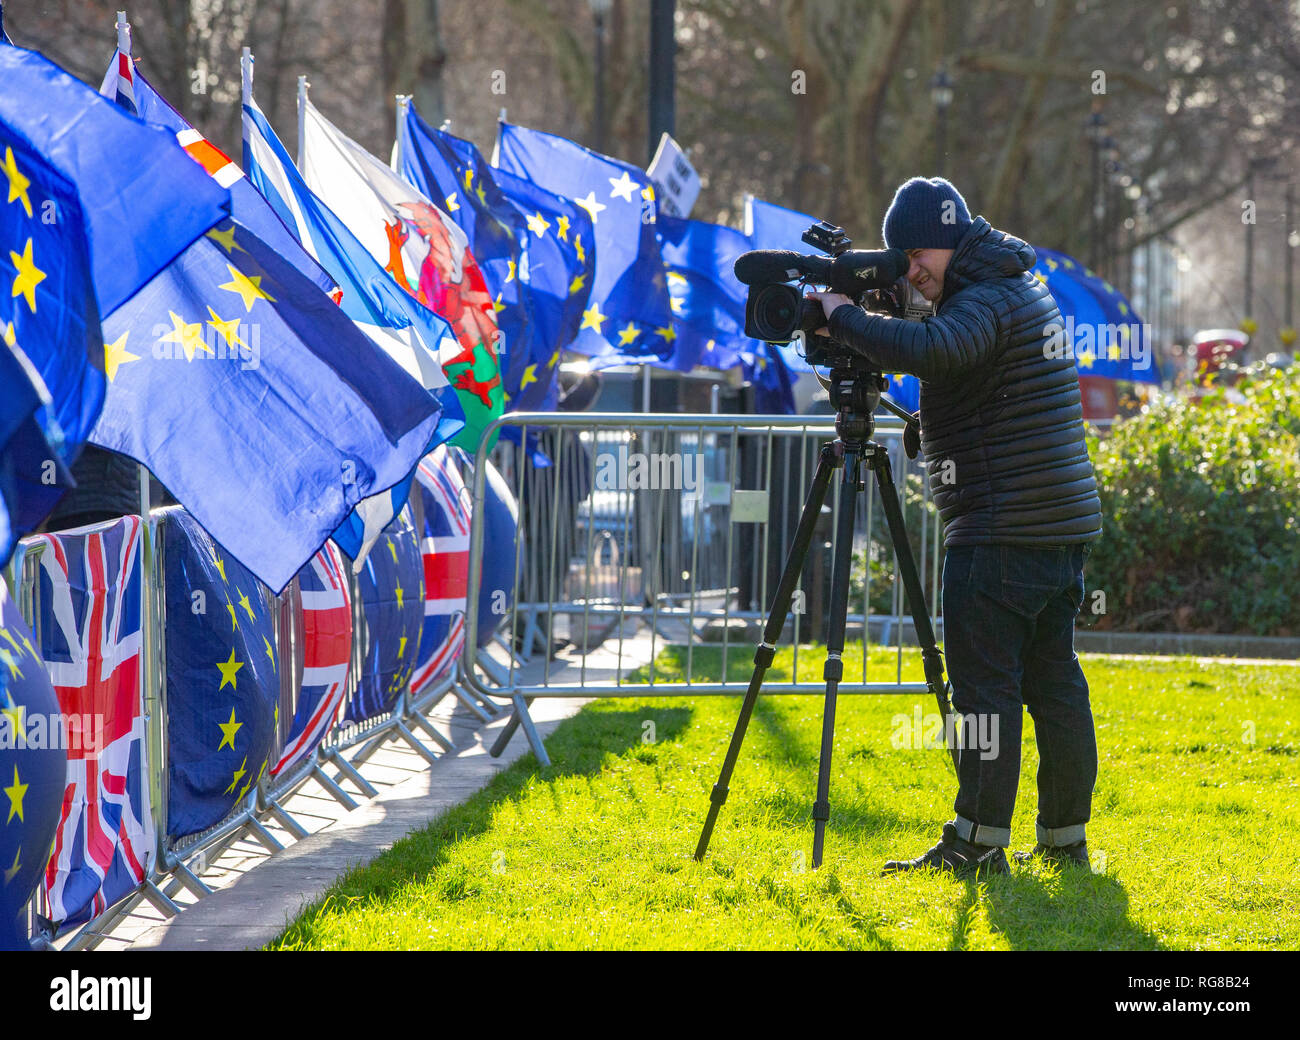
733, 221, 909, 345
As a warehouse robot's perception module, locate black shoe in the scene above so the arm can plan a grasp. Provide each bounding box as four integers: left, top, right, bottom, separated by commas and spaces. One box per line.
882, 823, 1010, 879
1012, 840, 1090, 869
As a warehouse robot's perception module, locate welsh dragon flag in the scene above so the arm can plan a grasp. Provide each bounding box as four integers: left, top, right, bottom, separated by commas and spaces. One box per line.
300, 99, 502, 453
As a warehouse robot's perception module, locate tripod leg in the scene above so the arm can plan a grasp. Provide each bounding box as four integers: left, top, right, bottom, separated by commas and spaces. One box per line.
694, 443, 839, 862
873, 448, 960, 772
811, 446, 862, 869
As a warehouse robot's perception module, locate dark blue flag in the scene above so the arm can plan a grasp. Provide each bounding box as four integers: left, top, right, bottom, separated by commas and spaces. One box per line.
347, 508, 424, 725
657, 215, 754, 373
0, 46, 229, 318
497, 122, 673, 366
162, 509, 278, 839
1032, 246, 1159, 384
91, 220, 448, 593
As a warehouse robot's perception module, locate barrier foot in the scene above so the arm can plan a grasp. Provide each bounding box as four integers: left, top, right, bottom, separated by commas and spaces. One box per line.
172, 860, 214, 900
266, 798, 310, 841
141, 879, 182, 918
324, 750, 379, 799
490, 695, 550, 767
396, 722, 440, 766
410, 711, 455, 753
245, 816, 285, 855
453, 685, 494, 724
64, 889, 146, 951
312, 763, 360, 811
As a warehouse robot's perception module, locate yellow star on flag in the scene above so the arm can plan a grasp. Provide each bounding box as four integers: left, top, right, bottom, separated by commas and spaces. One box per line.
574, 235, 586, 263
104, 331, 140, 382
263, 635, 275, 667
569, 273, 586, 295
548, 349, 561, 368
670, 296, 685, 315
159, 310, 211, 362
505, 259, 517, 283
476, 183, 487, 207
387, 537, 398, 563
556, 215, 570, 241
666, 271, 688, 289
3, 848, 19, 886
214, 554, 228, 584
9, 238, 45, 313
0, 648, 20, 680
1077, 351, 1095, 369
397, 636, 407, 660
445, 193, 460, 212
580, 302, 606, 333
1045, 257, 1058, 271
2, 147, 33, 219
492, 293, 506, 315
207, 308, 244, 351
526, 212, 551, 238
655, 325, 677, 343
1118, 302, 1129, 316
641, 184, 656, 203
217, 708, 242, 751
218, 263, 275, 312
217, 648, 244, 691
238, 590, 257, 622
223, 756, 248, 795
520, 364, 538, 389
206, 223, 243, 254
617, 322, 640, 346
1034, 272, 1047, 284
395, 581, 405, 609
4, 765, 27, 823
462, 167, 474, 191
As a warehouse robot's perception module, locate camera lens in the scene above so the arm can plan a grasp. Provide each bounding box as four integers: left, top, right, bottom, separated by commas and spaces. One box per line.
750, 283, 802, 342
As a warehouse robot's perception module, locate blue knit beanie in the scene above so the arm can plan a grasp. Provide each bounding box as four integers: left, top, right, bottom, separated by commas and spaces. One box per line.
882, 177, 972, 251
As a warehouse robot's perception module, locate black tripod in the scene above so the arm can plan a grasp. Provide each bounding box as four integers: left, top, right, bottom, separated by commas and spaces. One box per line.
695, 364, 958, 868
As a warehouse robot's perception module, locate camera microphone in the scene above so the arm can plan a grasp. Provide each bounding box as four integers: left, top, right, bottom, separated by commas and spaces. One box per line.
733, 247, 908, 294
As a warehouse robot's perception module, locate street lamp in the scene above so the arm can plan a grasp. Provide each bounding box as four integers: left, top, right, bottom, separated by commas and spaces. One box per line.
589, 0, 613, 154
930, 65, 953, 176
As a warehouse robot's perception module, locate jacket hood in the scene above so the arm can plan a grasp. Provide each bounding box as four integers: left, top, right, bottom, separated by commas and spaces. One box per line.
939, 217, 1037, 306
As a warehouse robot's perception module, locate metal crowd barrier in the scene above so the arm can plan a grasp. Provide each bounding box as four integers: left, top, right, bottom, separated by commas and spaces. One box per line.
10, 486, 502, 951
465, 412, 946, 751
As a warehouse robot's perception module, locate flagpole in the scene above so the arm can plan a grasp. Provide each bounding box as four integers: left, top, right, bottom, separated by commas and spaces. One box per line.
297, 75, 310, 170
115, 10, 131, 55
241, 47, 253, 107
394, 94, 409, 175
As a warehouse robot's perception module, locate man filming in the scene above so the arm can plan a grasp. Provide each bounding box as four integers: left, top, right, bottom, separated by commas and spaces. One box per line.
808, 177, 1102, 878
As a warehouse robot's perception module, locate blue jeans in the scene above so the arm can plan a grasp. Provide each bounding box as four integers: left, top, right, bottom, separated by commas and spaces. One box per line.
940, 543, 1097, 848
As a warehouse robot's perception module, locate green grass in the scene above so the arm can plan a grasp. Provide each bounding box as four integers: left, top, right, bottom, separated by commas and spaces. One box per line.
269, 646, 1300, 950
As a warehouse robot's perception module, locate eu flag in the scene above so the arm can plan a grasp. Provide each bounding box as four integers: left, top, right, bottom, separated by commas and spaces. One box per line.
657, 215, 753, 373
91, 220, 448, 593
497, 122, 673, 366
161, 510, 278, 839
0, 46, 230, 318
1032, 246, 1160, 384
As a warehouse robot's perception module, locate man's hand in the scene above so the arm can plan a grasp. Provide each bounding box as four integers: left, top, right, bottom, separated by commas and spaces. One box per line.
806, 291, 853, 337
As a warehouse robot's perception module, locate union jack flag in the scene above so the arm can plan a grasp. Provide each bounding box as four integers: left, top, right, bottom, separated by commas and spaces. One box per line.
411, 447, 470, 694
272, 542, 352, 776
32, 516, 154, 928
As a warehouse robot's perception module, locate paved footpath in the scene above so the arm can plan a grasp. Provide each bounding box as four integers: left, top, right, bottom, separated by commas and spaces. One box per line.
127, 694, 588, 951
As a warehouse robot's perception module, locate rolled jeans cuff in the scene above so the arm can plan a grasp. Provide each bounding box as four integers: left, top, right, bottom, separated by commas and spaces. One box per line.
1036, 822, 1086, 847
953, 815, 1010, 848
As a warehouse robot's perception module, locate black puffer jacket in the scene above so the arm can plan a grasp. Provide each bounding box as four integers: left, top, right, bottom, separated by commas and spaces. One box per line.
828, 216, 1102, 546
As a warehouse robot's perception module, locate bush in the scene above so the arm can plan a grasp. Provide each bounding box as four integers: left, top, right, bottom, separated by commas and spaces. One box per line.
1085, 364, 1300, 636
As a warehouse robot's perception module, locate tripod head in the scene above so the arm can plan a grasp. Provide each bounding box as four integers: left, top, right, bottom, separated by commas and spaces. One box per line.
812, 343, 922, 458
